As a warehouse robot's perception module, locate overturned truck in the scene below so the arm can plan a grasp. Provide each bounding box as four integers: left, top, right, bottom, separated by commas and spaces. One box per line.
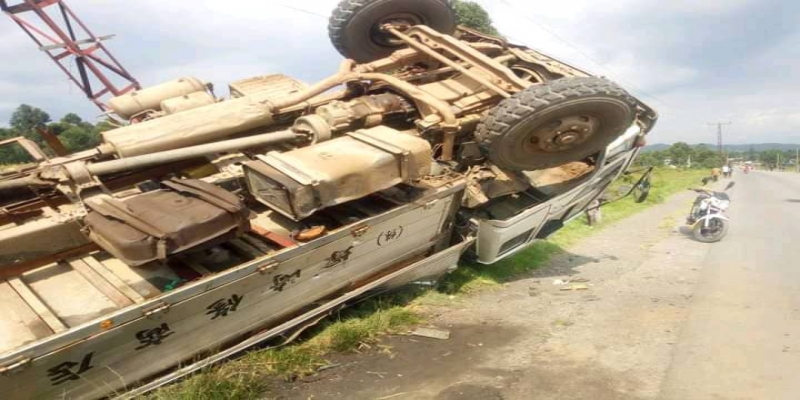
0, 0, 656, 398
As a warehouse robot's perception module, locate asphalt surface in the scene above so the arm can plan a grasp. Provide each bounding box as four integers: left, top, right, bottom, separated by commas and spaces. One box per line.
660, 170, 800, 399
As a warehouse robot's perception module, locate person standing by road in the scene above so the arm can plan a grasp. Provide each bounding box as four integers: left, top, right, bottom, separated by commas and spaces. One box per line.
711, 167, 721, 182
722, 164, 731, 178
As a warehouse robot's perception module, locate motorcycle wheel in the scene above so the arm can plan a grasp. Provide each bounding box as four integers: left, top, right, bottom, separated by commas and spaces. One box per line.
692, 218, 729, 243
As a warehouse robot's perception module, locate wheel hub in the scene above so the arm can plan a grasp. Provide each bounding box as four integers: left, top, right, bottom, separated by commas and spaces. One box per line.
372, 13, 423, 47
554, 131, 580, 145
525, 115, 600, 154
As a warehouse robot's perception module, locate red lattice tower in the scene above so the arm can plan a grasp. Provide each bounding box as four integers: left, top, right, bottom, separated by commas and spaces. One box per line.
1, 0, 140, 111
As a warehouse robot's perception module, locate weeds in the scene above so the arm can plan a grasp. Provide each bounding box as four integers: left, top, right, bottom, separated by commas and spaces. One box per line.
147, 296, 419, 399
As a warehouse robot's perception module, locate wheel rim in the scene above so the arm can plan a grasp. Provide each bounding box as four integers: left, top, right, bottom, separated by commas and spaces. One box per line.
699, 219, 725, 239
478, 77, 636, 171
523, 114, 601, 155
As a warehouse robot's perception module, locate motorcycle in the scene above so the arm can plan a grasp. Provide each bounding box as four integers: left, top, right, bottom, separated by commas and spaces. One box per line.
686, 181, 735, 243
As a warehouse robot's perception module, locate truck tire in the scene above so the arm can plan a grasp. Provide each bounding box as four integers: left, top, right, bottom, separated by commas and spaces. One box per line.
328, 0, 456, 63
476, 77, 637, 171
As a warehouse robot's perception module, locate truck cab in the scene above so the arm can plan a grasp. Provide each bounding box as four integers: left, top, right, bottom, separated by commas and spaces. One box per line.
475, 124, 645, 263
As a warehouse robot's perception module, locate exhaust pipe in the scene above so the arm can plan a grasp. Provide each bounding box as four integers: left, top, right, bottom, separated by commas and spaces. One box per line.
86, 130, 298, 176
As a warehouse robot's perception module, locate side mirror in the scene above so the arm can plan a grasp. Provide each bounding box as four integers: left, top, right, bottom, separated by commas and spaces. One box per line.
593, 167, 654, 210
633, 171, 652, 203
607, 167, 654, 205
725, 181, 736, 191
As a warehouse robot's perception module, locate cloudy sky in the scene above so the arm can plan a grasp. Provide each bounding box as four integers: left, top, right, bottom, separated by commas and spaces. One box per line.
1, 0, 799, 144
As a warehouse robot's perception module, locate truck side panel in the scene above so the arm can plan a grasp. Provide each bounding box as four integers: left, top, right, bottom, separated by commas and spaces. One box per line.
0, 188, 460, 399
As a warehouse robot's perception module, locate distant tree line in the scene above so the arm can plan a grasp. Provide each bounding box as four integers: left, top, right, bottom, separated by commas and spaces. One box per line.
636, 142, 799, 170
0, 104, 114, 165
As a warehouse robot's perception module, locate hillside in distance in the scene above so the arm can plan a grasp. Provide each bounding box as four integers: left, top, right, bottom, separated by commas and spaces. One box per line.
643, 143, 800, 152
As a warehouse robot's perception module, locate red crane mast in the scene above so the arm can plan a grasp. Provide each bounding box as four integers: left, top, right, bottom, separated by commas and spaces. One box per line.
1, 0, 140, 111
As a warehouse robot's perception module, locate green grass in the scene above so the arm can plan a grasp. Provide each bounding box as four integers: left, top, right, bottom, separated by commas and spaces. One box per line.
147, 295, 420, 400
147, 167, 708, 399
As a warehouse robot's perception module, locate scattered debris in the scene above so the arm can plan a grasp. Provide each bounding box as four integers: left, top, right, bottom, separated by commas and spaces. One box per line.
375, 392, 413, 400
560, 284, 590, 291
410, 327, 451, 340
357, 343, 372, 353
317, 363, 343, 372
553, 278, 590, 286
378, 344, 396, 359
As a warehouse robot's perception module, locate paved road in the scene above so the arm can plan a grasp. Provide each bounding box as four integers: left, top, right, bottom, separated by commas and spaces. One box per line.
661, 171, 800, 399
271, 171, 800, 400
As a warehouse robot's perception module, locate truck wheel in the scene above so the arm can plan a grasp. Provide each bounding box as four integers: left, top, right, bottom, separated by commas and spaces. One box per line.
328, 0, 456, 63
476, 77, 637, 171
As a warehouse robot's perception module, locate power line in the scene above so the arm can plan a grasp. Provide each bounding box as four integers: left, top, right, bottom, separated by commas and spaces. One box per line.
271, 2, 327, 19
496, 0, 669, 108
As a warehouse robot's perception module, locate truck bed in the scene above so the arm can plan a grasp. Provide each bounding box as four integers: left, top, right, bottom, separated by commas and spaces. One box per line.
0, 232, 280, 355
0, 180, 465, 399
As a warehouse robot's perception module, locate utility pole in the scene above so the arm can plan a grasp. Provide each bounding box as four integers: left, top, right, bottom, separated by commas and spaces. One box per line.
707, 122, 732, 163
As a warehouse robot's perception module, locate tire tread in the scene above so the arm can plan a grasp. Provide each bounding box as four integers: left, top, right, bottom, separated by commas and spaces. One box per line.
476, 77, 638, 170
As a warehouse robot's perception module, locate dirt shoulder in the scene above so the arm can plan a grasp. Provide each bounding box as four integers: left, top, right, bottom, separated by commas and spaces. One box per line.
266, 186, 712, 399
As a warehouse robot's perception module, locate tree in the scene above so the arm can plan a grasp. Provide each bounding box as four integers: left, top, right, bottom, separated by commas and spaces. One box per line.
59, 126, 100, 152
60, 113, 84, 125
667, 142, 693, 167
747, 145, 756, 161
0, 105, 111, 165
692, 145, 721, 169
0, 128, 36, 165
452, 0, 499, 35
9, 104, 51, 135
49, 114, 104, 153
634, 151, 662, 167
